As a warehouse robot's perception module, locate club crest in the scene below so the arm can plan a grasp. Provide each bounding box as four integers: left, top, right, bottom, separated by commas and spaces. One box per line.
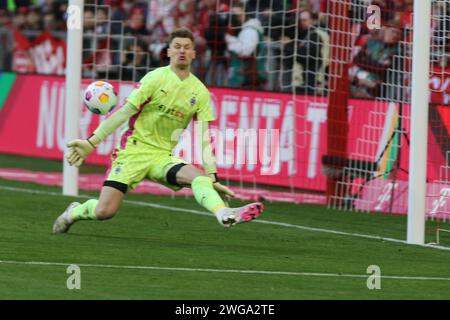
189, 96, 196, 107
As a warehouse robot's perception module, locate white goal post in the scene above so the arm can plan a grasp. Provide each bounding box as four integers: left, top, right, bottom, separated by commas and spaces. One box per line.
63, 0, 84, 196
407, 0, 432, 245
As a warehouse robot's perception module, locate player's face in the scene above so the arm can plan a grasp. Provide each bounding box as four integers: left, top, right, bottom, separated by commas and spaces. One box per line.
168, 37, 196, 69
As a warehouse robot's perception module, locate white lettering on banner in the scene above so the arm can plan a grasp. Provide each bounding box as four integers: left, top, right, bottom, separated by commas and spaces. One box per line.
118, 83, 135, 106
430, 76, 450, 92
37, 81, 58, 149
430, 76, 450, 104
307, 105, 327, 178
78, 104, 92, 140
261, 100, 281, 175
30, 40, 65, 75
261, 99, 280, 131
37, 82, 89, 151
280, 101, 296, 176
431, 188, 450, 215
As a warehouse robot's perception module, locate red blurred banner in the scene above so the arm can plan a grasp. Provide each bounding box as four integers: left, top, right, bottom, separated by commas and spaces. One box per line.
12, 31, 66, 75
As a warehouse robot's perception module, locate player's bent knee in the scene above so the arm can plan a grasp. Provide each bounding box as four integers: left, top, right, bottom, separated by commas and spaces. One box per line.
95, 206, 118, 220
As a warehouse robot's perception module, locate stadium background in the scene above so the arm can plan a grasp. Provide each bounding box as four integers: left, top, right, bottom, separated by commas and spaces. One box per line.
1, 0, 450, 300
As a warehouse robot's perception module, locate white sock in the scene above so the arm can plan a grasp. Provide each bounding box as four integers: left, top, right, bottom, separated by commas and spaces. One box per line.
64, 209, 74, 224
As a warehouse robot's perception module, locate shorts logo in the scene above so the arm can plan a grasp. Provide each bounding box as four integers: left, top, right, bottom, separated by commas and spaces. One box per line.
114, 166, 122, 174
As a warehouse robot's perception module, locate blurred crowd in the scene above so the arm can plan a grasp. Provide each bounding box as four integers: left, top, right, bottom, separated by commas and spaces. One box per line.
0, 0, 449, 99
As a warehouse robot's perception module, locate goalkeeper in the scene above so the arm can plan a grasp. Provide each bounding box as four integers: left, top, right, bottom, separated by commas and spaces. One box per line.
53, 28, 263, 234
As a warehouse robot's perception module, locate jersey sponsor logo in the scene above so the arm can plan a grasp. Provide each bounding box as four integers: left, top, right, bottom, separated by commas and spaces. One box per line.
158, 104, 185, 120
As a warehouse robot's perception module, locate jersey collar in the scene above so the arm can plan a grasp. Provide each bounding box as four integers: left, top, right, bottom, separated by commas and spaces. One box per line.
168, 65, 192, 83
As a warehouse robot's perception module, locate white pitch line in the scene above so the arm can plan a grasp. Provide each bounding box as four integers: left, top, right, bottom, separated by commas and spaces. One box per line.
1, 184, 450, 252
1, 259, 450, 282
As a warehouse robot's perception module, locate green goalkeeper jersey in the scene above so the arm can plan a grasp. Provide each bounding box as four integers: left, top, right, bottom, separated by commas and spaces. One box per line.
119, 66, 215, 152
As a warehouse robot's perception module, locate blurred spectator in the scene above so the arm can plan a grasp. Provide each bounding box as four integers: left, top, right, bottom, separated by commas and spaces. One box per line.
39, 0, 59, 15
83, 8, 95, 33
257, 2, 287, 40
123, 0, 148, 19
107, 0, 127, 34
13, 6, 28, 29
124, 7, 148, 35
431, 0, 450, 66
42, 11, 56, 31
203, 1, 229, 87
121, 39, 150, 81
254, 1, 290, 91
56, 1, 67, 24
25, 7, 41, 30
196, 0, 217, 37
282, 9, 325, 95
225, 2, 267, 89
174, 0, 194, 29
350, 24, 402, 98
0, 9, 11, 27
95, 7, 109, 34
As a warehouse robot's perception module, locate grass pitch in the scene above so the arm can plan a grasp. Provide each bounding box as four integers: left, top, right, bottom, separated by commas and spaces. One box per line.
0, 154, 450, 299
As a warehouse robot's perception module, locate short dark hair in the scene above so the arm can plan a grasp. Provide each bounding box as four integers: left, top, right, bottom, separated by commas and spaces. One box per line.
231, 2, 245, 9
169, 28, 194, 45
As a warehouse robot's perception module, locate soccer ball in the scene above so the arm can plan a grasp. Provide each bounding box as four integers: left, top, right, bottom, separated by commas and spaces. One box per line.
83, 81, 118, 115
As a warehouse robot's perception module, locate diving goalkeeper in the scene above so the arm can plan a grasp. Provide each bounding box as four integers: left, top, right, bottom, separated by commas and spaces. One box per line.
53, 28, 263, 233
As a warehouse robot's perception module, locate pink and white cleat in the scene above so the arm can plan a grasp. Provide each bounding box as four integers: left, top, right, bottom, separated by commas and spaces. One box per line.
216, 202, 264, 227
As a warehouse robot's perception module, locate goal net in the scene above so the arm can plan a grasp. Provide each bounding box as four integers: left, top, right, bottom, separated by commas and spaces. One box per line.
319, 0, 450, 223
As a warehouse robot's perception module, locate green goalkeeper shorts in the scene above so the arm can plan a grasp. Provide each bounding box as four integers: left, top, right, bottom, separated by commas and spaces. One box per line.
105, 142, 187, 192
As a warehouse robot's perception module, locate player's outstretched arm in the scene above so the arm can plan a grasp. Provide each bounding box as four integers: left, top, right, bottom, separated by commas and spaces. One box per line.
66, 102, 139, 167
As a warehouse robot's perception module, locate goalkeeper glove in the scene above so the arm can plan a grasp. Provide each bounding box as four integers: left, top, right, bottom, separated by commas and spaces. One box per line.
208, 173, 235, 206
66, 135, 101, 167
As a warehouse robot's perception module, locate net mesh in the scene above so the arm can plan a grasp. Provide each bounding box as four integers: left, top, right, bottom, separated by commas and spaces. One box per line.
319, 0, 450, 222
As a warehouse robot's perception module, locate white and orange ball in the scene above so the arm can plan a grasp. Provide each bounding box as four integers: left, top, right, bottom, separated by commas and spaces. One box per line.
83, 81, 118, 115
